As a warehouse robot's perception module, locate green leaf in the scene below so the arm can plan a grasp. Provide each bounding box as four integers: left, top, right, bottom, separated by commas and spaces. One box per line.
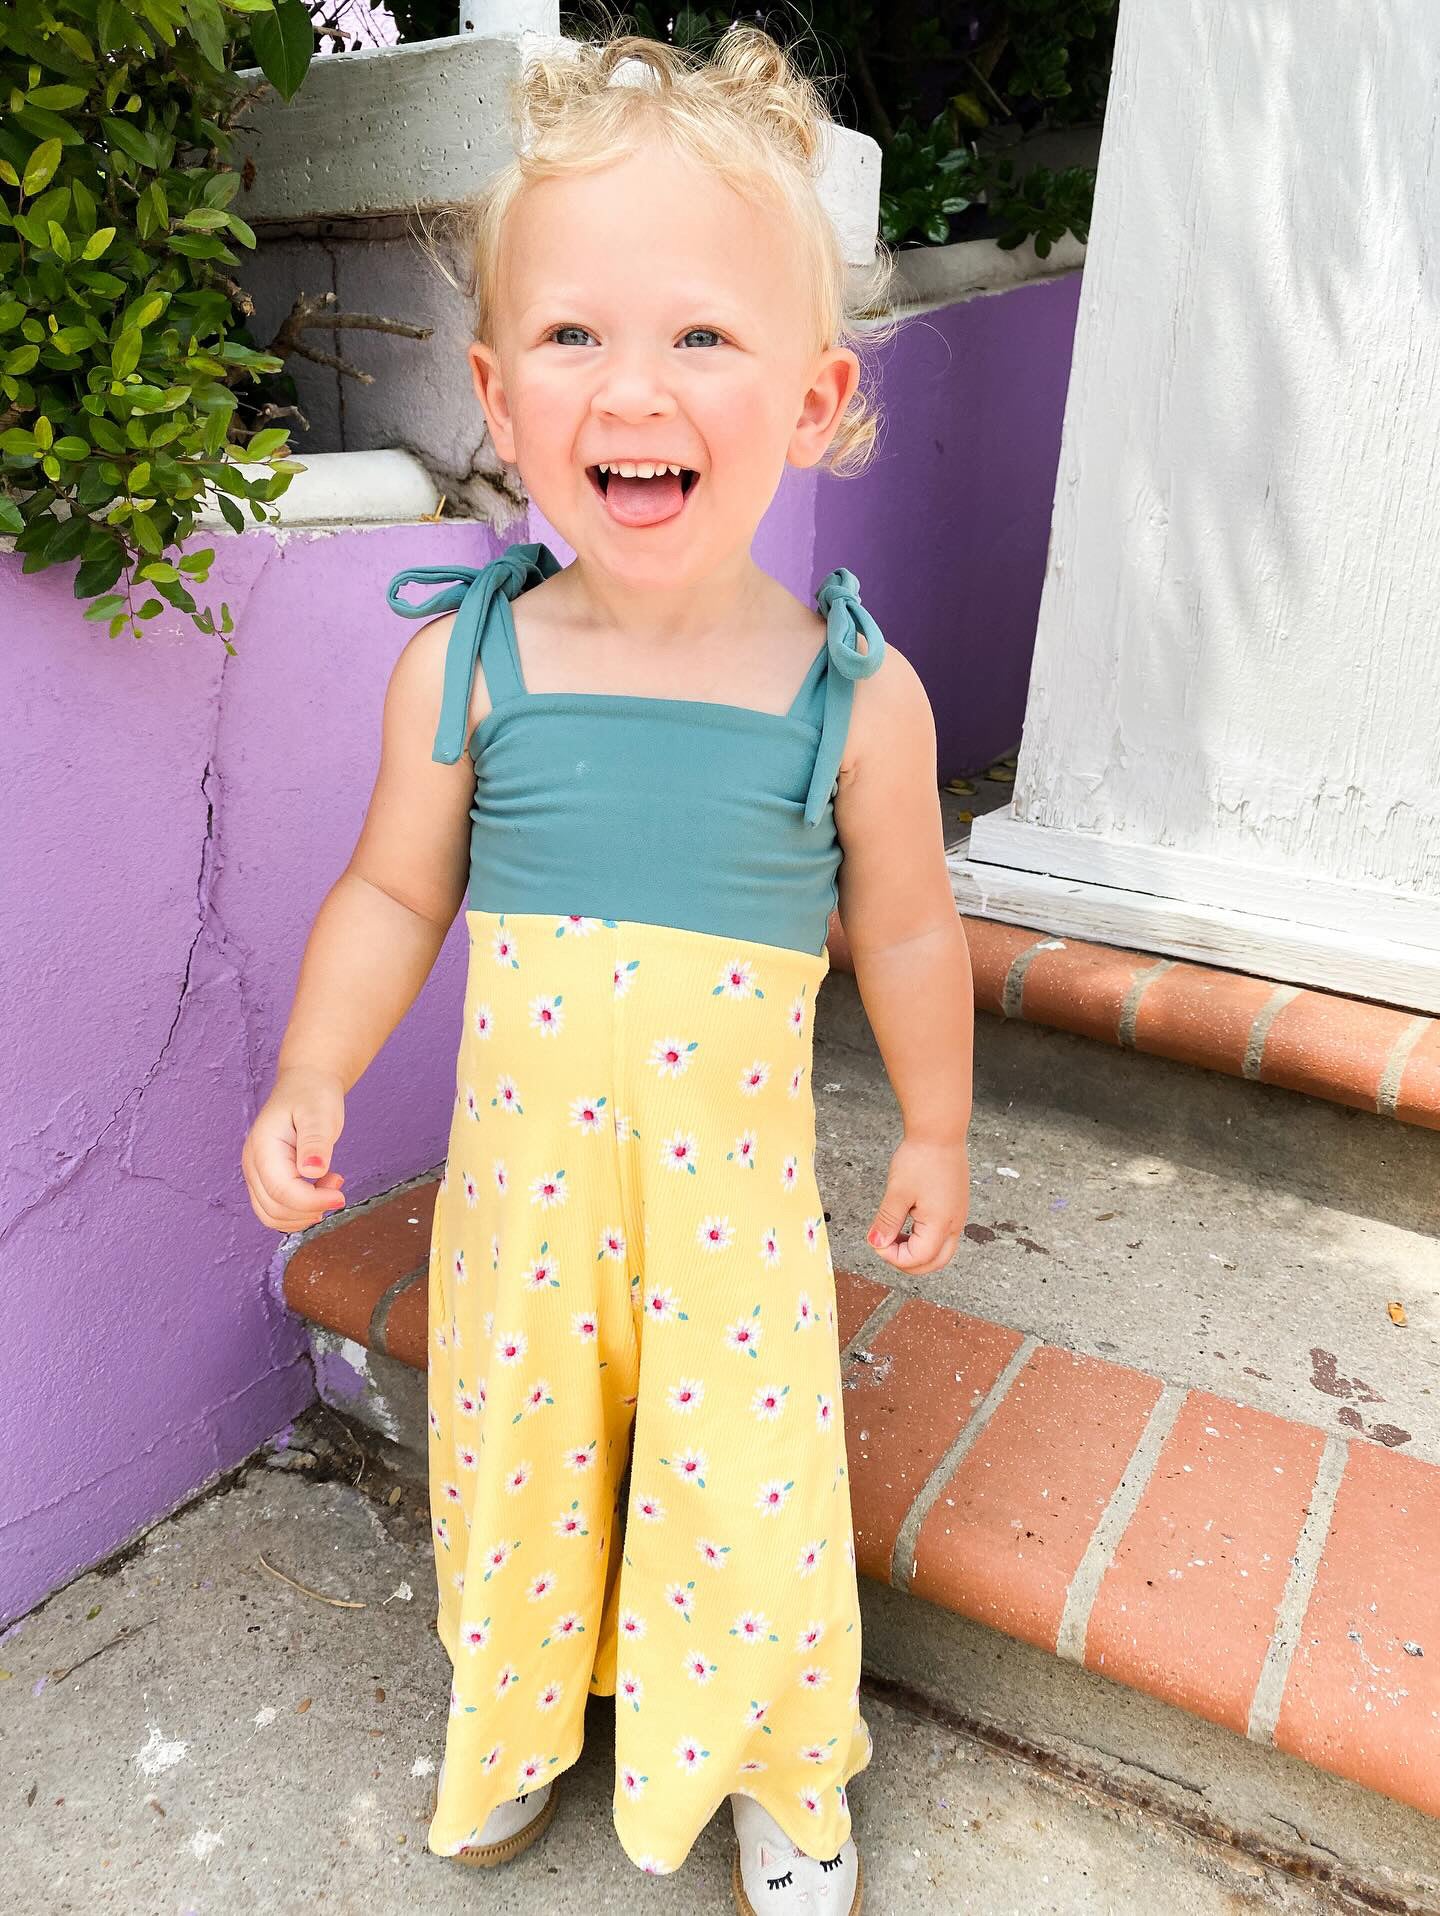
4, 344, 40, 375
247, 0, 315, 104
100, 115, 159, 169
26, 85, 90, 111
22, 138, 62, 196
53, 436, 90, 458
217, 492, 244, 533
188, 0, 228, 69
111, 328, 142, 379
244, 426, 288, 459
82, 592, 128, 619
47, 220, 73, 262
223, 210, 256, 249
0, 498, 23, 535
81, 226, 117, 259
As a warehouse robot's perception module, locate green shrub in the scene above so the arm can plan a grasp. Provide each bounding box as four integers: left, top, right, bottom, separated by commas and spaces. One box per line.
0, 0, 316, 646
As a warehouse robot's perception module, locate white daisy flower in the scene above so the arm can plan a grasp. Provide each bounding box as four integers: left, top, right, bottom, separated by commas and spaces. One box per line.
669, 1449, 707, 1487
796, 1540, 826, 1578
553, 1504, 587, 1539
463, 1086, 480, 1121
816, 1394, 835, 1433
804, 1215, 823, 1250
737, 1758, 768, 1775
494, 1329, 526, 1366
728, 1130, 757, 1168
787, 1065, 804, 1098
634, 1494, 665, 1523
527, 1571, 557, 1603
683, 1652, 717, 1685
613, 960, 639, 998
482, 1742, 503, 1771
695, 1537, 730, 1570
505, 1462, 530, 1495
459, 1619, 489, 1653
797, 1786, 822, 1814
650, 1036, 698, 1079
751, 1383, 788, 1422
454, 1382, 480, 1417
723, 1313, 761, 1357
537, 1681, 562, 1711
457, 1444, 478, 1471
696, 1215, 734, 1252
529, 993, 564, 1037
557, 915, 599, 937
529, 1168, 568, 1209
730, 1611, 772, 1644
618, 1610, 646, 1642
492, 928, 518, 968
596, 1227, 625, 1260
493, 1073, 522, 1114
643, 1286, 685, 1324
796, 1621, 825, 1652
659, 1130, 699, 1174
473, 1003, 494, 1040
794, 1292, 817, 1331
788, 992, 808, 1036
758, 1225, 781, 1267
755, 1478, 794, 1517
799, 1666, 830, 1691
495, 1665, 519, 1697
461, 1171, 480, 1208
779, 1154, 799, 1194
571, 1310, 598, 1341
665, 1582, 696, 1622
618, 1670, 643, 1708
493, 1159, 508, 1193
674, 1736, 710, 1772
620, 1767, 648, 1799
715, 957, 761, 999
570, 1094, 608, 1134
451, 1248, 467, 1287
562, 1441, 596, 1473
738, 1060, 771, 1097
523, 1251, 559, 1290
667, 1378, 704, 1414
516, 1754, 547, 1790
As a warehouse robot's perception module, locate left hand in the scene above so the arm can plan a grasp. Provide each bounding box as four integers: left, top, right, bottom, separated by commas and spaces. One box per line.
866, 1134, 969, 1275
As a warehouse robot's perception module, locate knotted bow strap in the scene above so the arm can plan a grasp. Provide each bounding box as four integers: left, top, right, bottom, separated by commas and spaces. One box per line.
803, 567, 887, 826
385, 543, 562, 763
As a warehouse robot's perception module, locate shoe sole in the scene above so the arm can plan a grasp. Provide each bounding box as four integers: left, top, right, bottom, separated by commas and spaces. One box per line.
431, 1780, 559, 1868
731, 1840, 863, 1915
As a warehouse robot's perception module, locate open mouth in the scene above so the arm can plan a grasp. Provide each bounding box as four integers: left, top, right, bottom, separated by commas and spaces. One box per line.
587, 461, 699, 529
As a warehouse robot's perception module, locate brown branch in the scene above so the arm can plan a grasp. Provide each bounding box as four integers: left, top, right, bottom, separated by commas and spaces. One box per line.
264, 289, 433, 388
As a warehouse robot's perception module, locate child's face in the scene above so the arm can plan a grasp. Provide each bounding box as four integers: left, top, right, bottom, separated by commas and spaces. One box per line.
469, 140, 859, 589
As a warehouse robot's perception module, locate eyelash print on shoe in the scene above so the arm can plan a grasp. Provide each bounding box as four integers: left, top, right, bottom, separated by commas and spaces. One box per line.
819, 1852, 844, 1871
765, 1869, 794, 1889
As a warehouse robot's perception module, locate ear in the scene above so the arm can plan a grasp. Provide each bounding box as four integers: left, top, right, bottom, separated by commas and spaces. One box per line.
468, 340, 517, 465
787, 343, 861, 472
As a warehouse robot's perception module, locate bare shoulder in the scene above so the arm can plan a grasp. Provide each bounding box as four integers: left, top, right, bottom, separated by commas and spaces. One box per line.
843, 637, 935, 774
384, 608, 492, 750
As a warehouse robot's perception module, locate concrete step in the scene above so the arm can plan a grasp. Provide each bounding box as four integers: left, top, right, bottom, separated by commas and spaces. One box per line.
8, 1442, 1436, 1911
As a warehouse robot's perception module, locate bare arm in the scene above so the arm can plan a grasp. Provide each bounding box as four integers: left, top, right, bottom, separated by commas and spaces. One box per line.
833, 646, 974, 1272
243, 611, 480, 1230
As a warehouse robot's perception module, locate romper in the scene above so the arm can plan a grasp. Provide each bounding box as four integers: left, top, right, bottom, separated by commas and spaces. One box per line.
385, 542, 887, 1877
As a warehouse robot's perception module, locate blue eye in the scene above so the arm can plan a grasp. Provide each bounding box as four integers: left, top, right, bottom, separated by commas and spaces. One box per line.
680, 328, 722, 348
550, 325, 594, 346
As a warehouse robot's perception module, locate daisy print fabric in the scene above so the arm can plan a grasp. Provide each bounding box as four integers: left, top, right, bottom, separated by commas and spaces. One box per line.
426, 908, 870, 1874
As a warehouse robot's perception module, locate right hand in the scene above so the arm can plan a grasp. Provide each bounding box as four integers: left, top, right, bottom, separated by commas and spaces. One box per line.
243, 1066, 348, 1232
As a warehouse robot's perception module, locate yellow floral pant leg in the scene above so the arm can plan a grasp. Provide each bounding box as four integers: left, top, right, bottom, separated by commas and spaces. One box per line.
426, 909, 872, 1874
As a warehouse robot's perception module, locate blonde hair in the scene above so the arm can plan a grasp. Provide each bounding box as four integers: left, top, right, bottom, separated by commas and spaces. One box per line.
417, 23, 892, 477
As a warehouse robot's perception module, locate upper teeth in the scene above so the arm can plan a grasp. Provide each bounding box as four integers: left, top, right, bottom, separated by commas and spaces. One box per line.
596, 462, 685, 479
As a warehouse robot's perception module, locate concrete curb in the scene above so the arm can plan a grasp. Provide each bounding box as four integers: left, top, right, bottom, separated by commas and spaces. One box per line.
281, 1180, 1440, 1826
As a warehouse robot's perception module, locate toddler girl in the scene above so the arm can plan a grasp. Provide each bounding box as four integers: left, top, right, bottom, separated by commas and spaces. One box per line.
243, 24, 972, 1913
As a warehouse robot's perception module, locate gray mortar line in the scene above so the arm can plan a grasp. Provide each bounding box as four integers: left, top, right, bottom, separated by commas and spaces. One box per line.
1055, 1383, 1188, 1664
889, 1333, 1041, 1593
1377, 1016, 1432, 1116
839, 1287, 907, 1365
1243, 983, 1301, 1080
1001, 937, 1067, 1020
1247, 1435, 1349, 1745
1118, 960, 1176, 1048
370, 1262, 429, 1356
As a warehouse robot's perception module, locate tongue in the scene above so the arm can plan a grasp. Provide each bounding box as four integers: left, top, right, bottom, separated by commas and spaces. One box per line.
605, 470, 685, 527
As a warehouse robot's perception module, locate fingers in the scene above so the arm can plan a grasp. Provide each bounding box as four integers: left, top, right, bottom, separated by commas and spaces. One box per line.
243, 1101, 347, 1233
866, 1202, 959, 1275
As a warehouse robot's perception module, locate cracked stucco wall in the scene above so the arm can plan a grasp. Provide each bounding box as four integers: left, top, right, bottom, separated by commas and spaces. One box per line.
0, 519, 519, 1626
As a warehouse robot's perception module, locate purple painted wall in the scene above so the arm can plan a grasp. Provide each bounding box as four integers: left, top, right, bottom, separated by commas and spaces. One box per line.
816, 271, 1083, 782
1, 274, 1076, 1626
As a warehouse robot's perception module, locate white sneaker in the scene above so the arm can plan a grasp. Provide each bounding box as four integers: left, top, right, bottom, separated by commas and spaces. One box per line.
730, 1793, 862, 1914
434, 1777, 557, 1868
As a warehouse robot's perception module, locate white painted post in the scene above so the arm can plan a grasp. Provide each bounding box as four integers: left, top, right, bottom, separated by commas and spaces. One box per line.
953, 0, 1440, 1012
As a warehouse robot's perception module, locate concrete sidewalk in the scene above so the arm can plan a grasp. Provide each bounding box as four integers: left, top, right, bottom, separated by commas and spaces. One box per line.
5, 1456, 1437, 1914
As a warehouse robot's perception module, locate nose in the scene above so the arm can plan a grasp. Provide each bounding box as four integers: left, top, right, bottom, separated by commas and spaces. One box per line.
590, 346, 676, 425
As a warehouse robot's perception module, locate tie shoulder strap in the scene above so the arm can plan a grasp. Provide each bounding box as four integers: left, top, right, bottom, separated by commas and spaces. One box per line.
803, 567, 887, 826
385, 543, 561, 763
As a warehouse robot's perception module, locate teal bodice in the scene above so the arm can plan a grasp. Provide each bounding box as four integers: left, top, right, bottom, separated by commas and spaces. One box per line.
385, 543, 885, 956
